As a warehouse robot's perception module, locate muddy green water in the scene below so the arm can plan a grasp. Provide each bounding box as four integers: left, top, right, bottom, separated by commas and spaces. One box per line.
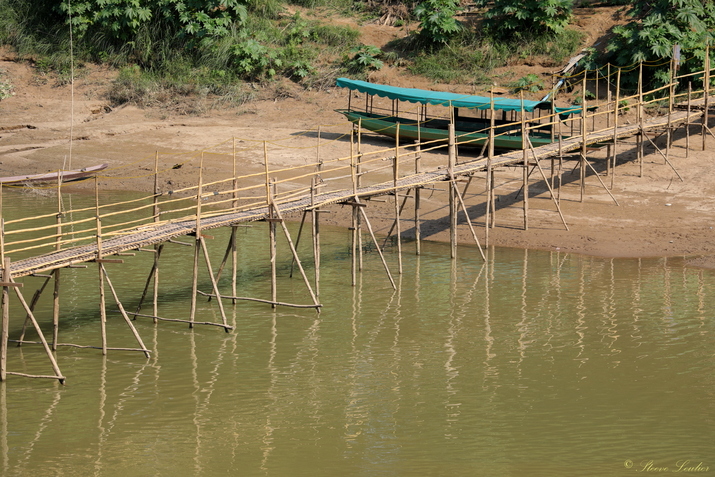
0, 191, 713, 476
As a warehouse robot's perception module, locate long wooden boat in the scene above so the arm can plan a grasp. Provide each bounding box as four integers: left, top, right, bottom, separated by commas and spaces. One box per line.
0, 163, 109, 186
336, 78, 582, 151
336, 109, 556, 149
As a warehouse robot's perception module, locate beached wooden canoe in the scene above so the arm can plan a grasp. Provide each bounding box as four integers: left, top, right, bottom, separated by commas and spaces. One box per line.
335, 109, 555, 150
0, 163, 109, 185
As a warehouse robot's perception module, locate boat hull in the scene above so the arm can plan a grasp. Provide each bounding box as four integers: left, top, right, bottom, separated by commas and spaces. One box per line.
336, 110, 553, 150
0, 163, 109, 186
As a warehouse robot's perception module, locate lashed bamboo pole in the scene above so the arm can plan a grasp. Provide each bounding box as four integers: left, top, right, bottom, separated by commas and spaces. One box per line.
521, 91, 529, 229
189, 153, 204, 326
199, 239, 230, 331
358, 206, 396, 290
703, 45, 710, 151
133, 244, 164, 321
152, 152, 160, 322
415, 107, 422, 255
350, 131, 357, 286
580, 72, 587, 202
10, 272, 65, 382
272, 204, 320, 311
0, 259, 8, 382
17, 273, 53, 346
394, 123, 402, 274
452, 186, 486, 261
638, 62, 645, 177
53, 171, 62, 349
448, 124, 457, 259
100, 264, 151, 358
269, 179, 277, 308
95, 176, 107, 355
686, 82, 692, 156
311, 178, 320, 298
487, 92, 495, 243
611, 68, 621, 190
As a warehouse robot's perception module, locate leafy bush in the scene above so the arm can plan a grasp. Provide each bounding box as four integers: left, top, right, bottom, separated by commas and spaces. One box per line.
605, 0, 715, 88
414, 0, 462, 44
475, 0, 573, 38
345, 45, 384, 74
510, 74, 544, 93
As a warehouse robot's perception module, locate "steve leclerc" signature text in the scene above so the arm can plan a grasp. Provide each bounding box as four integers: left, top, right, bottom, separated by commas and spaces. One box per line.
624, 459, 710, 473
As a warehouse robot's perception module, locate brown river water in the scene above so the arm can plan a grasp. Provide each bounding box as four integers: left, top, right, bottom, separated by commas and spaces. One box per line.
0, 190, 713, 476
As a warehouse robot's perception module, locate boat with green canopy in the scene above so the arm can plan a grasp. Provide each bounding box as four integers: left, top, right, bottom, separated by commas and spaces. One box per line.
335, 78, 582, 150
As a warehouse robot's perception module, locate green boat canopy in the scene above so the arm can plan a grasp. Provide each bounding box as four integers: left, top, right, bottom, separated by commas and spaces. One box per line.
336, 78, 582, 117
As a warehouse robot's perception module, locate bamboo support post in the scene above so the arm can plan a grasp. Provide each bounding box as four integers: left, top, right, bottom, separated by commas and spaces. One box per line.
666, 47, 676, 163
189, 153, 204, 325
358, 206, 396, 290
133, 244, 164, 320
95, 177, 107, 355
448, 123, 457, 259
288, 211, 308, 279
101, 264, 151, 358
10, 267, 65, 383
152, 152, 160, 321
199, 239, 230, 331
311, 178, 320, 298
351, 202, 357, 286
686, 82, 692, 156
453, 186, 486, 261
638, 62, 645, 177
581, 155, 621, 206
703, 45, 710, 151
0, 260, 8, 381
415, 106, 422, 256
611, 68, 621, 190
269, 183, 277, 308
272, 204, 320, 311
580, 73, 587, 202
486, 93, 495, 246
17, 273, 53, 346
394, 124, 402, 274
53, 172, 63, 349
521, 91, 529, 229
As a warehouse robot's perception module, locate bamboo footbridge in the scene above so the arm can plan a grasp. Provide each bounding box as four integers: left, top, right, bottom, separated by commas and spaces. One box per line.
2, 57, 715, 384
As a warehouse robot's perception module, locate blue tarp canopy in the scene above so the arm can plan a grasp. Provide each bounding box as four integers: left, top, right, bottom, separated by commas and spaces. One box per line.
336, 78, 581, 117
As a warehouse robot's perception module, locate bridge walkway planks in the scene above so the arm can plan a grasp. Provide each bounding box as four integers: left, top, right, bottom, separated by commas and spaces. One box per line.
8, 106, 705, 278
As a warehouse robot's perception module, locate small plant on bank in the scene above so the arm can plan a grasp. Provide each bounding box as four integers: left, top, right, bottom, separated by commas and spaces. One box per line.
345, 45, 384, 74
509, 74, 544, 93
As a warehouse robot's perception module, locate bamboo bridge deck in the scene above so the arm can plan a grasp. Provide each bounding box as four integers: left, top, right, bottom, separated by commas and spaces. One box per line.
7, 105, 705, 279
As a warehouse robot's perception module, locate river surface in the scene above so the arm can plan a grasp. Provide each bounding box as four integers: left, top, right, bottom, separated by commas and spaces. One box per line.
0, 190, 713, 476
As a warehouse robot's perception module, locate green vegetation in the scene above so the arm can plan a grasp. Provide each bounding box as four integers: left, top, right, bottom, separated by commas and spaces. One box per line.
407, 27, 582, 84
509, 74, 544, 94
475, 0, 573, 39
414, 0, 462, 44
605, 0, 715, 89
2, 0, 712, 110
